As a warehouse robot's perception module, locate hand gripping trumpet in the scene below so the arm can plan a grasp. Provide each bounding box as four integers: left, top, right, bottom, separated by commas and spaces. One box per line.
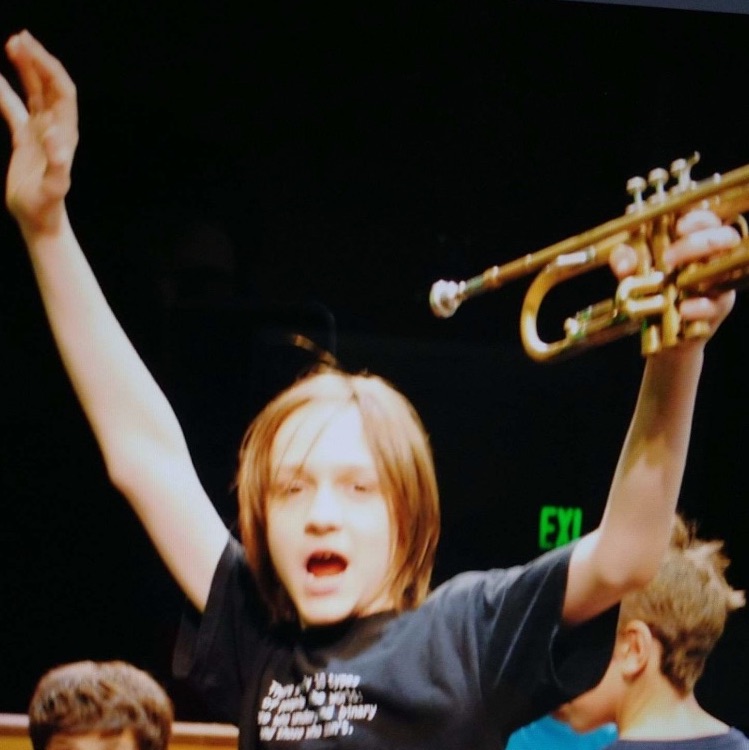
429, 153, 749, 362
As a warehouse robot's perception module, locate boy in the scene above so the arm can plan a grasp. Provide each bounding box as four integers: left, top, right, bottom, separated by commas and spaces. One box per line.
556, 517, 749, 748
0, 30, 739, 749
28, 660, 173, 750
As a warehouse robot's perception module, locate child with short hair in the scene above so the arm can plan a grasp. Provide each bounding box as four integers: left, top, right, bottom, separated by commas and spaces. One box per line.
0, 30, 739, 750
556, 516, 749, 747
29, 660, 173, 750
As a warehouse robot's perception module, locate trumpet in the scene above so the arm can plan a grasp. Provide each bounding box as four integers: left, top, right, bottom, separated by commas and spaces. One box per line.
429, 153, 749, 362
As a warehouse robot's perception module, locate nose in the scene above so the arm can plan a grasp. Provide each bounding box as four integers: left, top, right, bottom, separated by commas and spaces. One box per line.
305, 482, 343, 533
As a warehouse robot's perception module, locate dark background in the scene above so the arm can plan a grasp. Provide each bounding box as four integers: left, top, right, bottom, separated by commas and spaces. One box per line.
2, 0, 749, 731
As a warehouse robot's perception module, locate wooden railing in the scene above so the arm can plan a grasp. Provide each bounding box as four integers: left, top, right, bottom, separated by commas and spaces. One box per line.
0, 714, 238, 750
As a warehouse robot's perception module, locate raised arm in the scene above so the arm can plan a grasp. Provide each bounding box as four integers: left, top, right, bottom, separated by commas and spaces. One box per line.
0, 31, 228, 611
563, 209, 738, 624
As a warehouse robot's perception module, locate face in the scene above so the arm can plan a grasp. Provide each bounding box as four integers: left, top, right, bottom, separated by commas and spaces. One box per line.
266, 401, 396, 627
47, 731, 138, 750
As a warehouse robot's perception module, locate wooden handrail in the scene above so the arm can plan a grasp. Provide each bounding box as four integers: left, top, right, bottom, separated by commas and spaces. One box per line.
0, 714, 238, 750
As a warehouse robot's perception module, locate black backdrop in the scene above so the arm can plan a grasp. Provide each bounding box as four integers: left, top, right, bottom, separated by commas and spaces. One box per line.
2, 0, 749, 731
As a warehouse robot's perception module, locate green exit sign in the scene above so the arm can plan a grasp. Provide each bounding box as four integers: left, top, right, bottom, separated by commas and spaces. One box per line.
539, 506, 583, 549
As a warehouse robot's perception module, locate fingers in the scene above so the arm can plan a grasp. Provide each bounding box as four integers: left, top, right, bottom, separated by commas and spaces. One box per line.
5, 31, 77, 123
674, 211, 737, 335
609, 208, 739, 344
14, 31, 77, 111
3, 30, 79, 169
611, 210, 740, 275
0, 30, 78, 228
674, 208, 722, 235
5, 32, 44, 114
611, 209, 739, 274
664, 223, 740, 271
0, 72, 29, 134
680, 290, 736, 324
609, 243, 639, 279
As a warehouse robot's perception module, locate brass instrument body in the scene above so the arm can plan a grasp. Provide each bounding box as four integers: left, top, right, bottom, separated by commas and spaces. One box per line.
429, 154, 749, 362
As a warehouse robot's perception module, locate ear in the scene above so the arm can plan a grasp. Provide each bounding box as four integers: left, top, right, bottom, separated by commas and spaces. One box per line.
616, 619, 654, 681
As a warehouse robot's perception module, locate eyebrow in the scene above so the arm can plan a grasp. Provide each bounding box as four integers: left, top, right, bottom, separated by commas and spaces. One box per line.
273, 462, 378, 476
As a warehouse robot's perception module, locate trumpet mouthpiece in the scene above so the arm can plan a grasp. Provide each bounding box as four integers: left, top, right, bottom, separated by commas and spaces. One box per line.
429, 279, 462, 318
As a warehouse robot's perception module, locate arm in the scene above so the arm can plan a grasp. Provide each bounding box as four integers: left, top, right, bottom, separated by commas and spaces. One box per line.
0, 31, 227, 611
563, 210, 738, 625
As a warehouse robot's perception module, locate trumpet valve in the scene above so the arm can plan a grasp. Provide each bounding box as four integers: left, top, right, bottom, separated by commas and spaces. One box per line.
641, 325, 662, 356
670, 151, 700, 193
647, 167, 670, 204
626, 176, 647, 214
684, 320, 712, 340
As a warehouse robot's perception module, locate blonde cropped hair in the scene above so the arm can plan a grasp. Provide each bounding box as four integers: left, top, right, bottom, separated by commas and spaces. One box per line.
236, 368, 441, 623
619, 515, 745, 693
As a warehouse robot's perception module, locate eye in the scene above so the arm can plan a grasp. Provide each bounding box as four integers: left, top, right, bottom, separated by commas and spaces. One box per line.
271, 476, 307, 499
347, 475, 379, 495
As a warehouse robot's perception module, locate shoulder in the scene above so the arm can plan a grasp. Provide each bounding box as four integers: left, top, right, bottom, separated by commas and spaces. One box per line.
508, 715, 617, 750
727, 728, 749, 748
206, 534, 261, 610
428, 544, 574, 613
604, 732, 749, 749
172, 536, 277, 719
176, 535, 268, 669
416, 545, 576, 658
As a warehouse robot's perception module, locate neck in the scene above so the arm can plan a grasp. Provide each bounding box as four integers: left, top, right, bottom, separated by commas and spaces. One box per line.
619, 682, 728, 740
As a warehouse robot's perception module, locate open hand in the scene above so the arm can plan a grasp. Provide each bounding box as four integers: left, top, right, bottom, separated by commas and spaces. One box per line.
0, 30, 78, 235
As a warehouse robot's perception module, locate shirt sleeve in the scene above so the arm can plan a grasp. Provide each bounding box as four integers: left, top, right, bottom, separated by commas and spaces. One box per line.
432, 543, 618, 732
172, 535, 271, 723
494, 543, 618, 724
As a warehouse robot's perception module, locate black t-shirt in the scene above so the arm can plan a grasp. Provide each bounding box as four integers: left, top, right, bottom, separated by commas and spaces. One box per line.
174, 537, 618, 749
607, 731, 749, 749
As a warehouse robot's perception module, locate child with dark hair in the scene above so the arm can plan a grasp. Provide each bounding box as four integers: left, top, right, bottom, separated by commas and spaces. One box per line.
29, 661, 173, 750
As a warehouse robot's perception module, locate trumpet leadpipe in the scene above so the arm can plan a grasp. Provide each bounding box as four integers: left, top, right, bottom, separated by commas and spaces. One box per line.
428, 271, 500, 318
429, 252, 558, 318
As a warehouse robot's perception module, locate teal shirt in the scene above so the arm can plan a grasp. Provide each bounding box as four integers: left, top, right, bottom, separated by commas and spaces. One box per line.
507, 715, 617, 750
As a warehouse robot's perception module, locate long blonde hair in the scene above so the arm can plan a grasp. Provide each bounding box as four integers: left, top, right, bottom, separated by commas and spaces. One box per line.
236, 368, 441, 623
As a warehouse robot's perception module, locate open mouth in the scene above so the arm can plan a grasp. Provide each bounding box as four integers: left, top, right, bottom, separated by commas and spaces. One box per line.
306, 552, 348, 577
